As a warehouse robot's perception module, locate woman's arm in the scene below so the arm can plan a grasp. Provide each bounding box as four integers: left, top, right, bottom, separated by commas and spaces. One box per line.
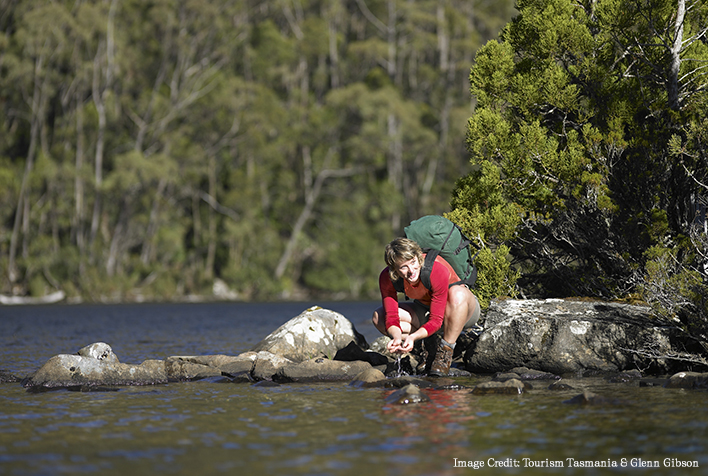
420, 261, 450, 336
379, 268, 401, 332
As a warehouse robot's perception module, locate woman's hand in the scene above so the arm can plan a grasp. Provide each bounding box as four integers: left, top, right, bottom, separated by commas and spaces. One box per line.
387, 337, 404, 354
386, 326, 407, 354
399, 335, 415, 353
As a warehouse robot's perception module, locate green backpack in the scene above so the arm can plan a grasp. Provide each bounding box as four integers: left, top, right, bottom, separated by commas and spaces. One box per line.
392, 215, 478, 293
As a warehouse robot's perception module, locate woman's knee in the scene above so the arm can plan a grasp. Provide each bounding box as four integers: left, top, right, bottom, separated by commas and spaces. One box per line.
447, 285, 470, 309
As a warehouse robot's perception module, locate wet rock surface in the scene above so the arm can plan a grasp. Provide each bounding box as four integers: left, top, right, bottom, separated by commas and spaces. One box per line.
663, 371, 708, 389
23, 355, 167, 389
563, 389, 625, 405
274, 357, 372, 383
465, 299, 696, 375
472, 378, 530, 395
384, 384, 431, 405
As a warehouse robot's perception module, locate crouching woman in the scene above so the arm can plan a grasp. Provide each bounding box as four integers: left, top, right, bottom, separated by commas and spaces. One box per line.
372, 237, 480, 376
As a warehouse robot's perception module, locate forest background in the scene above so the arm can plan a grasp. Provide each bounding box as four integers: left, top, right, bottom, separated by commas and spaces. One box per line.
0, 0, 515, 302
1, 0, 707, 347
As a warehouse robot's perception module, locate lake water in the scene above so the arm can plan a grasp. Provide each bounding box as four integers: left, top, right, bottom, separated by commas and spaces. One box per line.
1, 301, 707, 476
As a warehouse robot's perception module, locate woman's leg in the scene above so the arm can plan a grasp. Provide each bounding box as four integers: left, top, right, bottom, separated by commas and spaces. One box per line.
430, 285, 479, 376
441, 285, 479, 345
372, 302, 423, 337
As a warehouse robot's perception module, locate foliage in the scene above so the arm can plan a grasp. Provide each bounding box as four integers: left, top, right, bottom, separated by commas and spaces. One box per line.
0, 0, 515, 302
453, 0, 708, 297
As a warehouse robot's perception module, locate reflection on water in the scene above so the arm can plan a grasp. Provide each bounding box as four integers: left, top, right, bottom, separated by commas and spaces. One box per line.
1, 302, 708, 475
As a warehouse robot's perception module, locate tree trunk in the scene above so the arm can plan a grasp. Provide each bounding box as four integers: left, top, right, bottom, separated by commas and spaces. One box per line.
8, 53, 47, 283
205, 155, 217, 279
668, 0, 685, 111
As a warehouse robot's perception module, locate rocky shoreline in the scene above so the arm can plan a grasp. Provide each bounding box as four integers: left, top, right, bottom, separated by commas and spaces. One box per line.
4, 301, 708, 401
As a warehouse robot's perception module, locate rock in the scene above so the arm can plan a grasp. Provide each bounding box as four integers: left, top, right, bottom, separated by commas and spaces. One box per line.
0, 370, 20, 383
465, 299, 690, 375
664, 371, 708, 389
563, 390, 622, 405
349, 368, 387, 387
24, 355, 167, 389
334, 341, 389, 366
245, 351, 294, 381
77, 342, 119, 363
493, 372, 521, 382
639, 378, 668, 387
435, 381, 469, 390
607, 370, 642, 383
384, 384, 431, 405
448, 367, 472, 377
251, 306, 366, 362
165, 356, 235, 381
508, 367, 561, 380
162, 352, 293, 382
472, 378, 530, 395
369, 336, 397, 359
274, 357, 372, 383
383, 375, 437, 389
548, 381, 574, 391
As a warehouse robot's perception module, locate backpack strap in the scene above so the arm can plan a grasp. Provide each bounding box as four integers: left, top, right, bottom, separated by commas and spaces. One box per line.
392, 274, 404, 294
419, 250, 439, 290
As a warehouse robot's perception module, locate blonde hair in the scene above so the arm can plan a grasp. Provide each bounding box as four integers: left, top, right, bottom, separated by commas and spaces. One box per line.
384, 237, 423, 282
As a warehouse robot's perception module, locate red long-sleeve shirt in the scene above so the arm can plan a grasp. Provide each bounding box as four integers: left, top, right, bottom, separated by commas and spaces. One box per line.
379, 254, 460, 336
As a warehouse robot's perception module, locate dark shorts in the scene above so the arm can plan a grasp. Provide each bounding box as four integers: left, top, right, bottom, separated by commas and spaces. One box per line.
410, 286, 481, 331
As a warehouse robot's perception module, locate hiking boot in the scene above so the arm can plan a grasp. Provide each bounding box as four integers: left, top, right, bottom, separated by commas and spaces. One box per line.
428, 340, 454, 377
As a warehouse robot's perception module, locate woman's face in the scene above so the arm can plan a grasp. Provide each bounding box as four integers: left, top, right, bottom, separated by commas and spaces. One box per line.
395, 257, 421, 284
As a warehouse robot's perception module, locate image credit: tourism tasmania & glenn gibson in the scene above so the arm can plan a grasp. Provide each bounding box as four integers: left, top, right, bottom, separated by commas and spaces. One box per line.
453, 457, 700, 469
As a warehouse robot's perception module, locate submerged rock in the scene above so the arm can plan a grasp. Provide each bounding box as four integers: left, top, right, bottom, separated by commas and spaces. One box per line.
251, 306, 367, 362
0, 370, 20, 383
465, 299, 691, 375
664, 371, 708, 389
383, 375, 437, 389
472, 378, 530, 395
548, 381, 575, 391
349, 368, 387, 387
607, 370, 642, 383
385, 384, 431, 405
508, 367, 561, 380
563, 389, 623, 405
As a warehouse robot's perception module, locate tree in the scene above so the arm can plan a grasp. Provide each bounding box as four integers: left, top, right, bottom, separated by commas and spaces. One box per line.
452, 0, 708, 320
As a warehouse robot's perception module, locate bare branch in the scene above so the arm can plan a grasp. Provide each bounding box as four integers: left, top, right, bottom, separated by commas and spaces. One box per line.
199, 191, 240, 222
354, 0, 387, 35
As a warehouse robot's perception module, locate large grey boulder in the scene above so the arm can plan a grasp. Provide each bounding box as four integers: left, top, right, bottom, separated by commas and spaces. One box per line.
464, 299, 689, 375
251, 306, 366, 362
